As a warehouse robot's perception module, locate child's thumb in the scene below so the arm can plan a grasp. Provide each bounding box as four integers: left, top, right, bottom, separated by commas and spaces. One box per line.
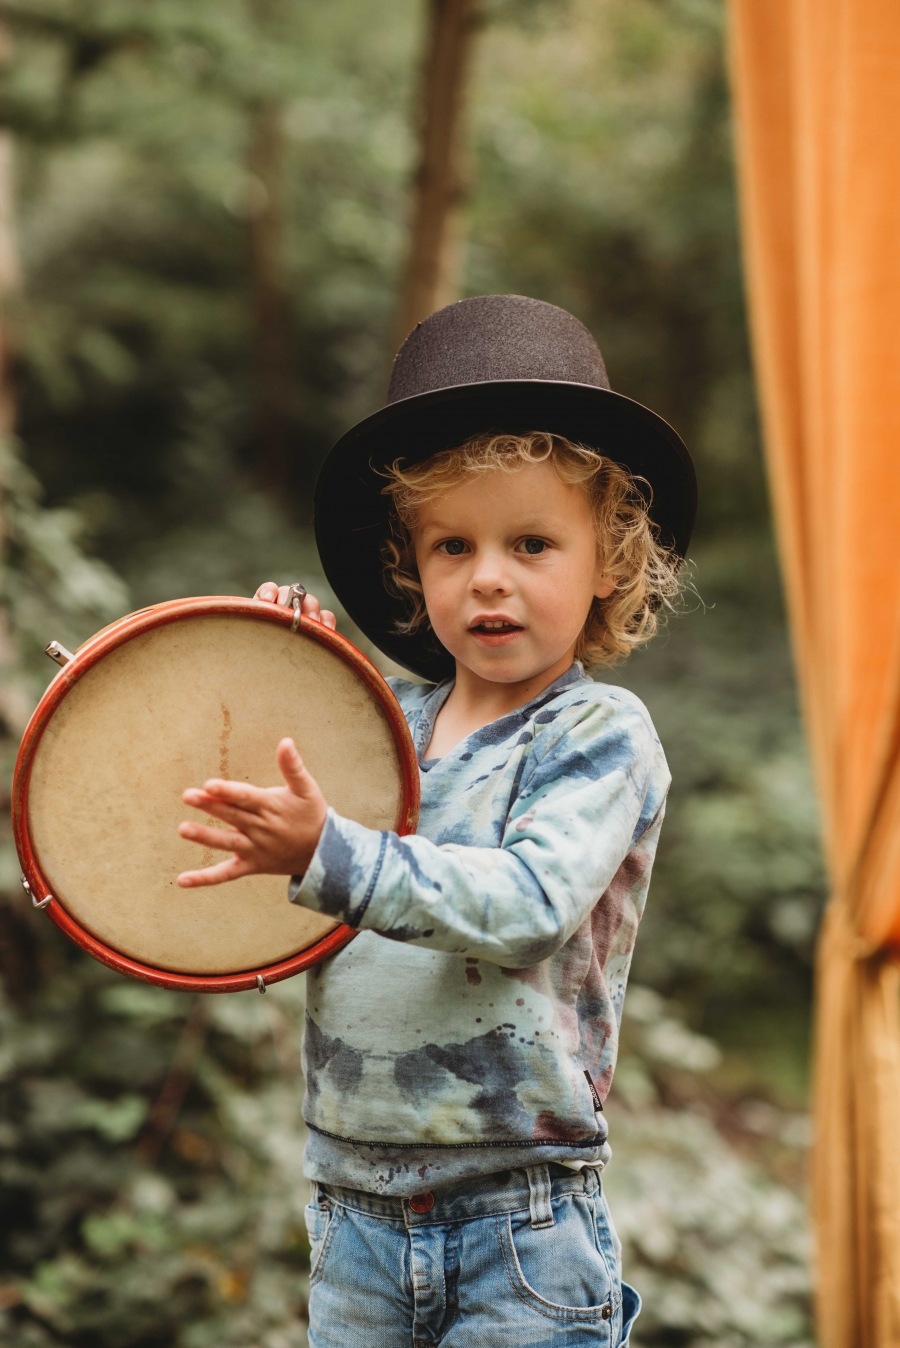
277, 738, 313, 796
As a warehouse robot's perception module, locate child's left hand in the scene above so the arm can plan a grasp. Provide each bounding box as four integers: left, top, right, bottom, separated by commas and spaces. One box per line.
176, 738, 327, 888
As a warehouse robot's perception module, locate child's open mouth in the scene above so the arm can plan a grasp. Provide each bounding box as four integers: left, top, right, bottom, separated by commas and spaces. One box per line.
468, 618, 524, 645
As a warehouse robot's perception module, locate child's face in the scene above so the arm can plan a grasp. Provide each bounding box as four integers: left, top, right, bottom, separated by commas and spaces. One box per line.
413, 459, 614, 685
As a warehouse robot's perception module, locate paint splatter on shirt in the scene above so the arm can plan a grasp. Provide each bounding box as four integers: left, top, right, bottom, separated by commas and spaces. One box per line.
289, 662, 670, 1196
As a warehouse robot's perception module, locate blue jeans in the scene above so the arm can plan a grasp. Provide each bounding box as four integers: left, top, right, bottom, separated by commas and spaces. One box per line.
305, 1163, 641, 1347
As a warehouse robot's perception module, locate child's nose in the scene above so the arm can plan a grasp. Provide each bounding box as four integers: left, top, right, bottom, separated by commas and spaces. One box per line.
469, 556, 513, 595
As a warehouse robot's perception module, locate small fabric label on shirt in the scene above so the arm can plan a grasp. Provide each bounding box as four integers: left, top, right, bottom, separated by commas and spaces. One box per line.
584, 1070, 604, 1113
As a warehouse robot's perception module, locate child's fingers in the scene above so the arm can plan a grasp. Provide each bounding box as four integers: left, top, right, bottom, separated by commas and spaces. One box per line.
276, 737, 318, 798
262, 584, 294, 606
182, 794, 259, 831
177, 854, 255, 888
178, 820, 252, 853
184, 780, 268, 812
254, 583, 332, 625
255, 579, 330, 620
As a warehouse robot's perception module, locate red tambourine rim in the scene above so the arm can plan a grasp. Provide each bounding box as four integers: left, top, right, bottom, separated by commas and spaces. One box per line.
12, 597, 421, 993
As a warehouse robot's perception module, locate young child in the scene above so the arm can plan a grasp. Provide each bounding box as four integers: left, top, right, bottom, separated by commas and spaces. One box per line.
177, 295, 696, 1348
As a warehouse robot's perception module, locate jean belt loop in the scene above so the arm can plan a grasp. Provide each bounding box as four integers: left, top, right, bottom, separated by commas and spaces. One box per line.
310, 1180, 320, 1206
526, 1163, 555, 1229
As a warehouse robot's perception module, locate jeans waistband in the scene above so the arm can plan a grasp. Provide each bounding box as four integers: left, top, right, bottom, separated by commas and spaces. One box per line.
316, 1163, 601, 1228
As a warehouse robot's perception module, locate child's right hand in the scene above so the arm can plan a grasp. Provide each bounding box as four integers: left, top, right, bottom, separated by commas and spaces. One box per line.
254, 581, 337, 630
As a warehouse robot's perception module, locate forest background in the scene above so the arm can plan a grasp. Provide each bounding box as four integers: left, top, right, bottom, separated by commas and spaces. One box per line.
0, 1, 822, 1345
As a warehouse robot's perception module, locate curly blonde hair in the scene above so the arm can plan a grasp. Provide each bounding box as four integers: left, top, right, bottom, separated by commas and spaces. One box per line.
380, 431, 683, 668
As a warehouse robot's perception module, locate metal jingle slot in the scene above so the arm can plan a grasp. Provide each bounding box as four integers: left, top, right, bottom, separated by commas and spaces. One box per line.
22, 876, 53, 910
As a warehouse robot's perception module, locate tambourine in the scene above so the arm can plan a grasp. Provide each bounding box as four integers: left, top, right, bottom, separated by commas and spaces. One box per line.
12, 594, 419, 993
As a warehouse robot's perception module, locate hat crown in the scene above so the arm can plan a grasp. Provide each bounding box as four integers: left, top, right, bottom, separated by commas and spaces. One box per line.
388, 294, 611, 404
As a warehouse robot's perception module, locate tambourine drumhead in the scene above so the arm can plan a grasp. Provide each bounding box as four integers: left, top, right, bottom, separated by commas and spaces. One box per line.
13, 598, 419, 992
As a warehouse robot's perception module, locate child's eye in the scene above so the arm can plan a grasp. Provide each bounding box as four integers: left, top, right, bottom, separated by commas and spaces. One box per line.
518, 537, 548, 555
438, 538, 468, 556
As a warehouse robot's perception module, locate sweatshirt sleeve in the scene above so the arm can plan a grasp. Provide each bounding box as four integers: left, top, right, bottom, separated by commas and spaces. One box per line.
288, 699, 667, 967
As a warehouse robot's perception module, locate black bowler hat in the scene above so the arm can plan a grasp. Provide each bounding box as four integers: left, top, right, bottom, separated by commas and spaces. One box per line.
314, 294, 696, 683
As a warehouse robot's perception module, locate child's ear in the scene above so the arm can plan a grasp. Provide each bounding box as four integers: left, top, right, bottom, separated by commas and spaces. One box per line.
595, 574, 617, 600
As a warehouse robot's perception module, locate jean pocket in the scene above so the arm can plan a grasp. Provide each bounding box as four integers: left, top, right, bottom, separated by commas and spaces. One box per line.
497, 1195, 617, 1323
619, 1280, 641, 1345
304, 1198, 337, 1283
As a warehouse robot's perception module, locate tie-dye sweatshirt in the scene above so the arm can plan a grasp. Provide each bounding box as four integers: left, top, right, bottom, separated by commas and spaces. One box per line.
288, 662, 670, 1197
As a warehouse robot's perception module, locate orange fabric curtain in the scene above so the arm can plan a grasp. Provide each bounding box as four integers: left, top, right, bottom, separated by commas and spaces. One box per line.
727, 3, 900, 1345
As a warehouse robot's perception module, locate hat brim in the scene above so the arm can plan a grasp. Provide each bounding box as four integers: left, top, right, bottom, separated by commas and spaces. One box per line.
314, 379, 697, 682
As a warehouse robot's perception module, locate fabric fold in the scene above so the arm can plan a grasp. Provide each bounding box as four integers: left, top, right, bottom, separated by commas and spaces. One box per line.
728, 2, 900, 1342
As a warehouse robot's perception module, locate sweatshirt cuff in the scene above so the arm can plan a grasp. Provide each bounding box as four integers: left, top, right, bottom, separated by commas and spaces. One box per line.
288, 807, 389, 928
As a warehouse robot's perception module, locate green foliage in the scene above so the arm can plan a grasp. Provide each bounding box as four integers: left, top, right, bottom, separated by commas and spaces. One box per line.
0, 0, 821, 1343
0, 436, 127, 670
606, 987, 813, 1346
10, 0, 419, 531
0, 945, 313, 1346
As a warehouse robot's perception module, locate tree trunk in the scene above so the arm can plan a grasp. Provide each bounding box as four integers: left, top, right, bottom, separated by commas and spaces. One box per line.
0, 10, 21, 437
0, 20, 29, 739
394, 0, 480, 347
135, 1000, 208, 1166
247, 100, 293, 489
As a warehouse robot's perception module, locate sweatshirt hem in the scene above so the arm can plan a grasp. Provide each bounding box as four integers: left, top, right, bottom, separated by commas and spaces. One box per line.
306, 1120, 604, 1150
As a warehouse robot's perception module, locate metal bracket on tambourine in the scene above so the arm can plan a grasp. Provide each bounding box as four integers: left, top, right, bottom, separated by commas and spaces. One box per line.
22, 876, 53, 910
45, 641, 73, 668
285, 583, 307, 633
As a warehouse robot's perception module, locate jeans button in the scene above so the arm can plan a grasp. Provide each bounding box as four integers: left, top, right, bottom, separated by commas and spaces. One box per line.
601, 1304, 612, 1320
408, 1192, 435, 1213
